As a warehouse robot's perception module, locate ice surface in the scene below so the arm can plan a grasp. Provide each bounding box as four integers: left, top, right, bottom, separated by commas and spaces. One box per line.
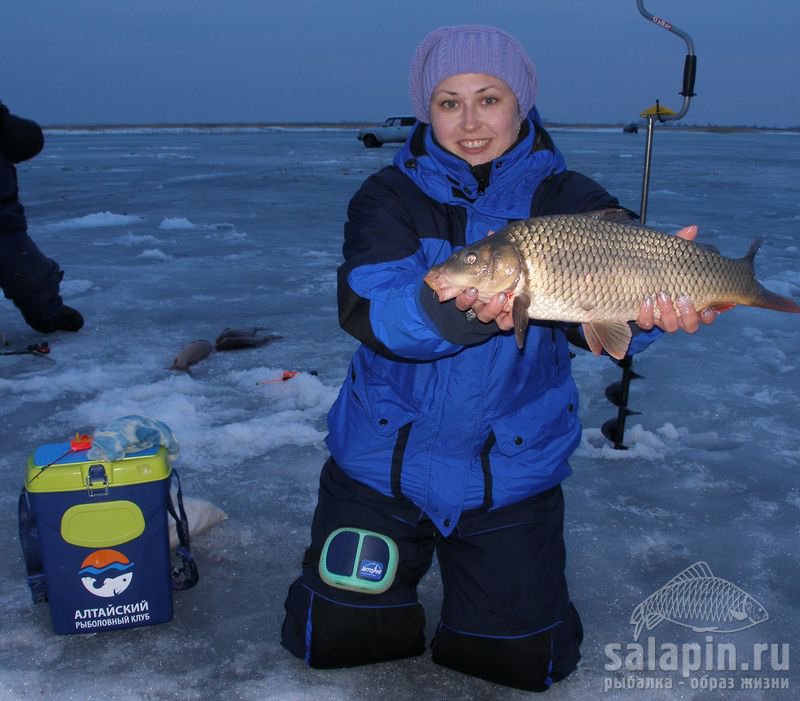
1, 128, 798, 699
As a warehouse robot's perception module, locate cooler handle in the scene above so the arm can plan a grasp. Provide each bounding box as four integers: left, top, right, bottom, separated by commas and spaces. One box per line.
18, 489, 47, 604
166, 469, 199, 591
86, 464, 109, 497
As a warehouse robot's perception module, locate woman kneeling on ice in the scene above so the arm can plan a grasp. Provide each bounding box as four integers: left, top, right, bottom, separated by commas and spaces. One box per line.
281, 24, 716, 692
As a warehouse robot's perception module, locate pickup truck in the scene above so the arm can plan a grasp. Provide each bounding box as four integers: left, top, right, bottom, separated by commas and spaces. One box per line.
357, 116, 416, 148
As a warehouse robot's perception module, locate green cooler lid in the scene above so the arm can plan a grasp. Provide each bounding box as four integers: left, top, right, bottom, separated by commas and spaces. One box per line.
26, 441, 171, 493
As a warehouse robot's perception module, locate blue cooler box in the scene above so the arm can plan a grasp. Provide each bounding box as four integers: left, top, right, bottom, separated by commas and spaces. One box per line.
21, 440, 174, 634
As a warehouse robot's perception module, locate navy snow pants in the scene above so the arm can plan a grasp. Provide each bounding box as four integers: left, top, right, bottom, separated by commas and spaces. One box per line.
281, 459, 583, 692
0, 230, 66, 331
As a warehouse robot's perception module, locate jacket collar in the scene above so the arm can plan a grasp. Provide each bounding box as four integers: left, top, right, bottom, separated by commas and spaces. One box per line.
395, 113, 566, 219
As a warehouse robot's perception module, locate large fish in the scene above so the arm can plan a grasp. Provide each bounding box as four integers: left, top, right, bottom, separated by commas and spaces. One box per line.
424, 209, 800, 359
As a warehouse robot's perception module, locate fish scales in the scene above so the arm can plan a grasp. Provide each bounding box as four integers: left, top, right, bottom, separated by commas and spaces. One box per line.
423, 210, 800, 359
650, 578, 752, 623
505, 216, 760, 322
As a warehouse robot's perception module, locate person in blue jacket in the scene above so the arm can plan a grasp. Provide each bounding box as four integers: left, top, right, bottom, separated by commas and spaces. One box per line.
282, 25, 717, 691
0, 100, 83, 334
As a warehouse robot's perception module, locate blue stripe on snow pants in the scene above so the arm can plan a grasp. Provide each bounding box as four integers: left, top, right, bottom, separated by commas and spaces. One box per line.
281, 458, 583, 692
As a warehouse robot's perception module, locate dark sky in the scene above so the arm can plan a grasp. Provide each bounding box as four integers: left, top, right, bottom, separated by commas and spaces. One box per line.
3, 0, 798, 127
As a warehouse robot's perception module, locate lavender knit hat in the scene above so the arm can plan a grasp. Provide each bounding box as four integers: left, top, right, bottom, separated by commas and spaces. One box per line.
409, 25, 538, 123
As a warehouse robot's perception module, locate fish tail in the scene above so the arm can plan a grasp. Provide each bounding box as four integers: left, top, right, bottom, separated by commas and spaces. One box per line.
741, 238, 800, 313
631, 612, 644, 642
630, 602, 648, 641
752, 284, 800, 313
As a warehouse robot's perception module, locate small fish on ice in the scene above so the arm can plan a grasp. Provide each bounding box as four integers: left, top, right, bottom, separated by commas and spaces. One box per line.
169, 339, 213, 373
214, 326, 282, 351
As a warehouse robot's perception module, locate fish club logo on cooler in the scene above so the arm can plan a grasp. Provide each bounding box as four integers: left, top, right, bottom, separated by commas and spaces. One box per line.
78, 549, 135, 598
631, 561, 768, 640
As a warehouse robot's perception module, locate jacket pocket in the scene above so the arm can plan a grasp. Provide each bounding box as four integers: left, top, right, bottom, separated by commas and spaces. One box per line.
490, 379, 579, 456
348, 356, 419, 438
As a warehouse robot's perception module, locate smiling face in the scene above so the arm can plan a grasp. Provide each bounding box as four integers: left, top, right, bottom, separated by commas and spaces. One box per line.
429, 73, 521, 166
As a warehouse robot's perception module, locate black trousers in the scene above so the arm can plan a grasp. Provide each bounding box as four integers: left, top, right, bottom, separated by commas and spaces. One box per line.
0, 230, 65, 329
281, 459, 583, 692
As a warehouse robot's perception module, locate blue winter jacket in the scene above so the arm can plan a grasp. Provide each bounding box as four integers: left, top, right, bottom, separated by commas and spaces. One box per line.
326, 116, 661, 536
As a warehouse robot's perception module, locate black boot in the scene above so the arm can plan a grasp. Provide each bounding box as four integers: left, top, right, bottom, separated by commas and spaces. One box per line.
26, 305, 84, 333
57, 305, 84, 332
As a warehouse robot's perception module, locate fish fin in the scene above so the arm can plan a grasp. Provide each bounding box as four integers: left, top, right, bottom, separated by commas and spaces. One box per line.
729, 608, 749, 622
663, 561, 715, 587
582, 321, 632, 360
644, 611, 665, 631
581, 323, 604, 356
752, 285, 800, 313
580, 207, 637, 224
742, 238, 763, 263
709, 303, 736, 313
512, 293, 531, 350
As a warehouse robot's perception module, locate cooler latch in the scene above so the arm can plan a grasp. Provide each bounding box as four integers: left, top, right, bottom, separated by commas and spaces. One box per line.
86, 464, 109, 497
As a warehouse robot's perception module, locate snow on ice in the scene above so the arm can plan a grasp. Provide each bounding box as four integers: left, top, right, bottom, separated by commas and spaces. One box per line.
1, 127, 798, 699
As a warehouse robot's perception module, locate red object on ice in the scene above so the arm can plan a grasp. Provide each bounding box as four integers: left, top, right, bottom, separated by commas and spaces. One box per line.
257, 370, 298, 385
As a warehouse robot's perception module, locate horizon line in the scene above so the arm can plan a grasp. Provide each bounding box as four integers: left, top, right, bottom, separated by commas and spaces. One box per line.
41, 120, 800, 133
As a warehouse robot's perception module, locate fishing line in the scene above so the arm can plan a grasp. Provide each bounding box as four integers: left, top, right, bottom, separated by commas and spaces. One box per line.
27, 434, 93, 484
0, 342, 51, 357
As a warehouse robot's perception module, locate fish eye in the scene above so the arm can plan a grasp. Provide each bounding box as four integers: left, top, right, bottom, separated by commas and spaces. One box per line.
464, 252, 477, 265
